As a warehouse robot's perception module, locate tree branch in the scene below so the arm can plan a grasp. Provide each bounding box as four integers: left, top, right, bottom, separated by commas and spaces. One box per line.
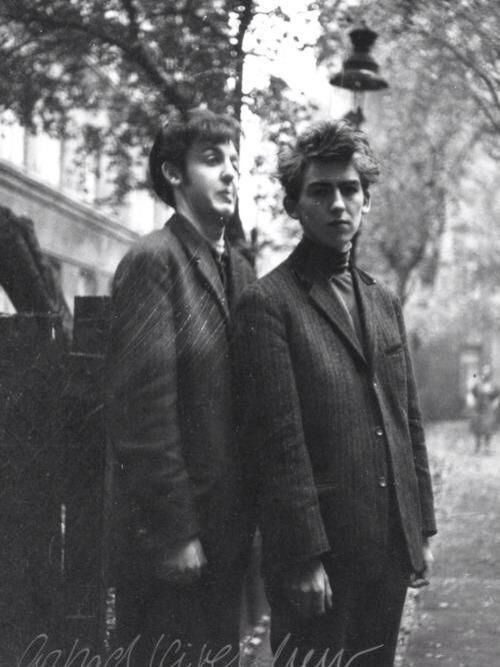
233, 0, 255, 121
2, 4, 190, 110
416, 27, 500, 113
120, 0, 140, 42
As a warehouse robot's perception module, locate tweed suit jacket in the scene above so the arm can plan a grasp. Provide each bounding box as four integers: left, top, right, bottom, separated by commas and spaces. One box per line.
107, 213, 255, 569
233, 238, 436, 580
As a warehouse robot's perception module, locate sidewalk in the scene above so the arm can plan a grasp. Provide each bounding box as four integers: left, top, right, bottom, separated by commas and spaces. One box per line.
243, 421, 500, 666
402, 421, 500, 666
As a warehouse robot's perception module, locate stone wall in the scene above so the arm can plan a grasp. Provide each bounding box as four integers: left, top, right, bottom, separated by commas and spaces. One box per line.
0, 159, 138, 309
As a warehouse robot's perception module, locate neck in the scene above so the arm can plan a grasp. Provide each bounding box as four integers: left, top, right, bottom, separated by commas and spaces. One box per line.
176, 200, 226, 245
301, 236, 351, 274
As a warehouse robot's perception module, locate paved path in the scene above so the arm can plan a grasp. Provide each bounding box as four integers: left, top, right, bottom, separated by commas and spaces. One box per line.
243, 421, 500, 666
402, 421, 500, 667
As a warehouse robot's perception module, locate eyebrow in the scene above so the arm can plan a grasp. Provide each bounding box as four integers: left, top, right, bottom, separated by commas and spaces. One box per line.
195, 144, 221, 155
196, 142, 237, 155
306, 178, 360, 188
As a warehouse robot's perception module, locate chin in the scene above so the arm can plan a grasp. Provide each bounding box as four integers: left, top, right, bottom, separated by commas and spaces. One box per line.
326, 239, 350, 252
215, 206, 235, 220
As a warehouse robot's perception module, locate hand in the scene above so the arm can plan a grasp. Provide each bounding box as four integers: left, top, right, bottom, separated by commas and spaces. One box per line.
422, 539, 434, 579
284, 558, 333, 618
409, 539, 434, 588
154, 538, 207, 585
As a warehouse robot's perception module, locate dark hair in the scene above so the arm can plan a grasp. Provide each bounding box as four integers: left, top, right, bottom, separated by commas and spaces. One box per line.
278, 120, 380, 201
149, 108, 240, 207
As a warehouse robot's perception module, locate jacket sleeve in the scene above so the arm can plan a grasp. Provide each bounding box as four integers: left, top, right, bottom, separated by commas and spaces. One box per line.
394, 297, 437, 538
233, 285, 331, 574
106, 247, 199, 550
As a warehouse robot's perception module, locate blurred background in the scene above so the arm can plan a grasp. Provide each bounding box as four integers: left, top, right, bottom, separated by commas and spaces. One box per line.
0, 2, 500, 662
1, 0, 498, 419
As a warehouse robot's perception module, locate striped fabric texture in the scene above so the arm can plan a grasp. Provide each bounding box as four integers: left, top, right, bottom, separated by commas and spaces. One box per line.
233, 238, 437, 579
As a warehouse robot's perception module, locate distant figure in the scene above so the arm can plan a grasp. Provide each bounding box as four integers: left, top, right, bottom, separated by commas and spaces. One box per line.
469, 364, 500, 454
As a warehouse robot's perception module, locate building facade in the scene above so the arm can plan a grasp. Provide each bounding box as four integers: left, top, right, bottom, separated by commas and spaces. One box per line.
0, 112, 167, 313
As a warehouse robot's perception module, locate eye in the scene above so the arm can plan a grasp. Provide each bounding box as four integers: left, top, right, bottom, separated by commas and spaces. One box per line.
340, 184, 360, 197
202, 151, 221, 165
309, 185, 330, 198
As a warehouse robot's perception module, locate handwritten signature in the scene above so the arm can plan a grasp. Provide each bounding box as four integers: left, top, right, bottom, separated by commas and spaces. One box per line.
18, 632, 382, 667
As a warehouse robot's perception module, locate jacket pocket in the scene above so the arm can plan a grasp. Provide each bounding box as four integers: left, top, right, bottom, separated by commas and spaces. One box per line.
385, 341, 403, 356
316, 483, 349, 529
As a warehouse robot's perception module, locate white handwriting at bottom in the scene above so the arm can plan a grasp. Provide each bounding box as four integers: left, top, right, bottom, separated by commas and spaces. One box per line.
272, 634, 384, 667
18, 632, 382, 667
18, 633, 139, 667
149, 636, 239, 667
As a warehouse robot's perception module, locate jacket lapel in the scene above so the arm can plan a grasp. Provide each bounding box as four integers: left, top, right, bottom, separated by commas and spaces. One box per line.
352, 268, 378, 373
289, 240, 368, 366
168, 214, 230, 322
308, 279, 368, 366
193, 249, 230, 321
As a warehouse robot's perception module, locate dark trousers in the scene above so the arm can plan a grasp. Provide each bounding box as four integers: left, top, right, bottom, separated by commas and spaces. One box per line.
114, 561, 244, 666
268, 529, 411, 667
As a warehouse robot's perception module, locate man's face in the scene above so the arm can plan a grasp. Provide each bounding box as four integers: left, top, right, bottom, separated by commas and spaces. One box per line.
286, 159, 370, 252
169, 139, 239, 228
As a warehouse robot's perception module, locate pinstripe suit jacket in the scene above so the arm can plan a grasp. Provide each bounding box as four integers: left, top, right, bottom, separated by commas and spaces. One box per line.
107, 213, 255, 570
233, 238, 436, 580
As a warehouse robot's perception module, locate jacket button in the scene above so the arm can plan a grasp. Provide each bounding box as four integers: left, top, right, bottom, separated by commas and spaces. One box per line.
378, 476, 387, 488
375, 426, 384, 437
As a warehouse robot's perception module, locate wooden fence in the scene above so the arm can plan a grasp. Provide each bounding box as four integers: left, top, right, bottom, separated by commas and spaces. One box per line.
0, 298, 267, 665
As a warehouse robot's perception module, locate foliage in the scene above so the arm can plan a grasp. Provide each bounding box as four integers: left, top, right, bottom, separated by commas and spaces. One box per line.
0, 0, 256, 202
382, 0, 500, 132
246, 76, 320, 263
315, 0, 500, 303
3, 0, 500, 291
358, 36, 479, 303
416, 145, 500, 338
244, 1, 351, 268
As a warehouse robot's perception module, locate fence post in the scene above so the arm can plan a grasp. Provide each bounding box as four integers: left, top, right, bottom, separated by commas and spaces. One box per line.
0, 314, 65, 664
60, 296, 112, 654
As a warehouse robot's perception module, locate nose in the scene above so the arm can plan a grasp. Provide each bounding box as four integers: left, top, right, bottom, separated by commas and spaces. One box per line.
330, 187, 345, 212
221, 158, 237, 184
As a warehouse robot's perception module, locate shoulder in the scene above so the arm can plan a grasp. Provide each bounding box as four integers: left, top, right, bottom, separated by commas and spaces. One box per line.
126, 222, 181, 262
246, 259, 294, 296
235, 260, 297, 321
112, 226, 185, 304
229, 244, 256, 282
355, 266, 400, 306
115, 222, 184, 276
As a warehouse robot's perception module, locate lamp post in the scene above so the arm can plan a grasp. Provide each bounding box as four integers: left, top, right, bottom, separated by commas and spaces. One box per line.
329, 24, 388, 128
329, 24, 388, 264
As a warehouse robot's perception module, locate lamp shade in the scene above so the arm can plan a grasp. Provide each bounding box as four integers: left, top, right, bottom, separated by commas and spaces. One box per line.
330, 26, 388, 92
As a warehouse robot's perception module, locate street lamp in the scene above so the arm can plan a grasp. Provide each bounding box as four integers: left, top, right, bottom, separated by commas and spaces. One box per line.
329, 24, 388, 128
328, 24, 389, 264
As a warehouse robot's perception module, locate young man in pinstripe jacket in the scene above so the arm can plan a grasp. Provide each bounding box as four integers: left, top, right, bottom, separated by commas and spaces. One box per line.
233, 120, 436, 666
107, 109, 255, 664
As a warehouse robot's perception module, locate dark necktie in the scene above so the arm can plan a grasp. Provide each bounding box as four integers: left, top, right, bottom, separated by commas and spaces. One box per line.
330, 271, 364, 347
213, 249, 230, 296
300, 237, 364, 346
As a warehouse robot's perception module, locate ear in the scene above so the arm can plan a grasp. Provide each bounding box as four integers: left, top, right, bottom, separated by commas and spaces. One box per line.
161, 161, 182, 188
284, 196, 300, 220
362, 190, 371, 214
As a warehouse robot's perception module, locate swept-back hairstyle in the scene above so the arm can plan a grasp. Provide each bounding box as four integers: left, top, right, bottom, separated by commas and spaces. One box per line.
278, 120, 380, 201
149, 108, 240, 207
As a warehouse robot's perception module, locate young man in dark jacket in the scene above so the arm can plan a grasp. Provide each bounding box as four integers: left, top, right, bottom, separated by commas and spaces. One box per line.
107, 109, 255, 663
233, 120, 436, 666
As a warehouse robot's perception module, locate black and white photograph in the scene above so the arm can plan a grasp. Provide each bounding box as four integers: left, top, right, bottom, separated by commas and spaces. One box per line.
0, 1, 498, 666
